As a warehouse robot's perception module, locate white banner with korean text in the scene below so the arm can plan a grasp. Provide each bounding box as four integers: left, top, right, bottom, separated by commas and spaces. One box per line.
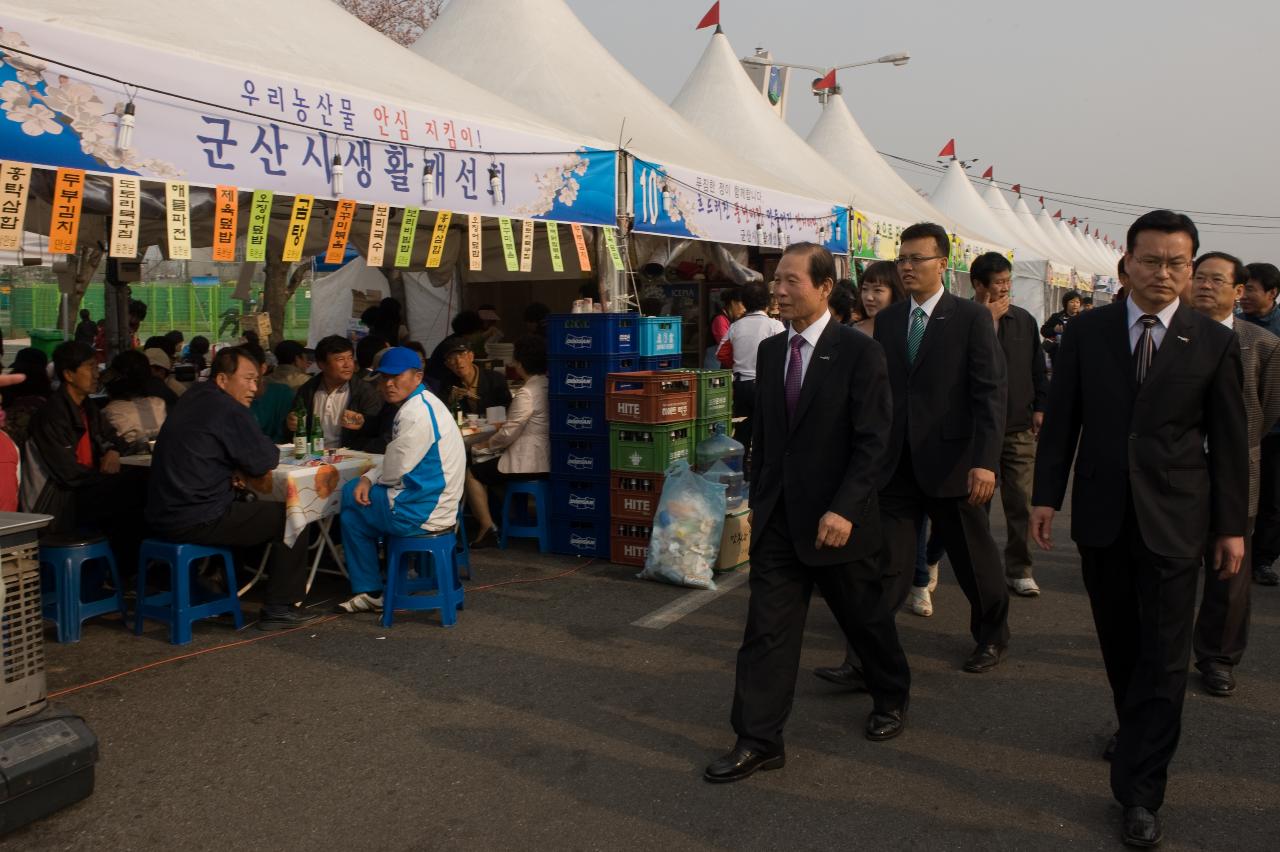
0, 17, 617, 228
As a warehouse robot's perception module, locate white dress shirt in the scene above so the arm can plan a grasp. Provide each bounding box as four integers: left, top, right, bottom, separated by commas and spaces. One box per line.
313, 382, 351, 447
1220, 314, 1235, 330
907, 286, 946, 338
1126, 297, 1180, 353
785, 309, 831, 387
726, 311, 786, 380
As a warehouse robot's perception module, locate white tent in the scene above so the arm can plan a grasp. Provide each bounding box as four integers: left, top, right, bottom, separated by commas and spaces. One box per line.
670, 31, 852, 205
805, 93, 942, 225
927, 161, 1048, 318
1033, 208, 1095, 275
981, 183, 1068, 264
804, 94, 1002, 253
1055, 219, 1101, 275
412, 0, 808, 202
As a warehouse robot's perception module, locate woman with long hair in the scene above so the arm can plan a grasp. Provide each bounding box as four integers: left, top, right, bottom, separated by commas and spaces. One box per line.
853, 261, 906, 336
103, 350, 167, 452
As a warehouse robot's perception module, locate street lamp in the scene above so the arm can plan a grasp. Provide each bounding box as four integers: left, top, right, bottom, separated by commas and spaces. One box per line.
741, 51, 911, 104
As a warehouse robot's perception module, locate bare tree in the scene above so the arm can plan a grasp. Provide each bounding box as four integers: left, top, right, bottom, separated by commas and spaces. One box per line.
336, 0, 443, 46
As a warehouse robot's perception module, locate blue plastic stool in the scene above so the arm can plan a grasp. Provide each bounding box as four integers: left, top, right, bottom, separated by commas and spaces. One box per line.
39, 537, 126, 643
134, 540, 243, 645
382, 530, 464, 628
498, 479, 550, 553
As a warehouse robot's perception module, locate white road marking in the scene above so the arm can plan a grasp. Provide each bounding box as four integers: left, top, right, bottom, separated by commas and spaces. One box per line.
631, 569, 750, 629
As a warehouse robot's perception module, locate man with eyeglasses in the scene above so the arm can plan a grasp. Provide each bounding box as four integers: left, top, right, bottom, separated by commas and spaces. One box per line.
1239, 262, 1280, 588
869, 222, 1011, 674
1032, 210, 1247, 848
1188, 252, 1280, 697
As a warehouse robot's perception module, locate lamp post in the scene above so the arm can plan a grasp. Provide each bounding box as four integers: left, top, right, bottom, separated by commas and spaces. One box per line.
741, 51, 911, 105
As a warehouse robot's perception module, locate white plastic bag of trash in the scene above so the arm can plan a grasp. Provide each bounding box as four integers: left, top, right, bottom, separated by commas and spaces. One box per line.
638, 459, 727, 590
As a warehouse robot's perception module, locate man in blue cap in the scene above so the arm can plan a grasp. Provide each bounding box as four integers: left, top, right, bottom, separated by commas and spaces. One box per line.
337, 347, 467, 613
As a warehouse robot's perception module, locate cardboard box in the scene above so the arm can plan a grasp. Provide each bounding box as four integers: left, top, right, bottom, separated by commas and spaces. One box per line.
239, 311, 271, 339
716, 506, 751, 572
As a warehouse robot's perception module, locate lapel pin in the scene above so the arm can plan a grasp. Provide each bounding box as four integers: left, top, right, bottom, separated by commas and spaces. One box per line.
818, 355, 832, 360
1177, 335, 1190, 343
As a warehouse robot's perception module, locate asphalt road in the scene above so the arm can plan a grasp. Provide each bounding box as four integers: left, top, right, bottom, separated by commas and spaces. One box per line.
12, 503, 1280, 850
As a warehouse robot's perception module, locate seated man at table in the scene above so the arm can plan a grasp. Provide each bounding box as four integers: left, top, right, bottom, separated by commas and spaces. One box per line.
285, 335, 383, 452
440, 335, 511, 418
21, 341, 145, 565
146, 346, 318, 630
337, 347, 466, 613
243, 342, 295, 443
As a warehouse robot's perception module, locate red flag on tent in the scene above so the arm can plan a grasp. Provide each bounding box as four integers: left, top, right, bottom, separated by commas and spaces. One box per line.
814, 69, 837, 90
1094, 228, 1100, 238
1011, 183, 1021, 195
696, 2, 720, 29
981, 166, 993, 180
1038, 196, 1044, 206
1053, 210, 1062, 219
1069, 217, 1078, 227
937, 138, 956, 158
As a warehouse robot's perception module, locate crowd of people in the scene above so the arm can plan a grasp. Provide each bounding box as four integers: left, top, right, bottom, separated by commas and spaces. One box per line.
2, 296, 553, 627
702, 211, 1278, 849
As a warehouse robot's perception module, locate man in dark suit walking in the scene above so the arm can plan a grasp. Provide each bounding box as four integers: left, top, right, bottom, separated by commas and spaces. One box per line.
874, 222, 1010, 673
704, 242, 910, 784
1032, 211, 1248, 848
1188, 251, 1280, 698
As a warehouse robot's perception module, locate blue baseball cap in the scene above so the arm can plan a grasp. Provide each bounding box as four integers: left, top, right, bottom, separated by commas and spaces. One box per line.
367, 346, 423, 378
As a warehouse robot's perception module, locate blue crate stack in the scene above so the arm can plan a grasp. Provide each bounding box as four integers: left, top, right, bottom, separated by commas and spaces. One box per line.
546, 312, 641, 558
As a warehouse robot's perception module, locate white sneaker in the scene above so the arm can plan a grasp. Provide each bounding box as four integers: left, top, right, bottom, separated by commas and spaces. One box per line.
337, 592, 384, 613
907, 587, 933, 617
926, 562, 940, 592
1009, 578, 1041, 597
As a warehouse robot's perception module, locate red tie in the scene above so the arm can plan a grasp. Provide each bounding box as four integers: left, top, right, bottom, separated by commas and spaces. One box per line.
785, 335, 804, 420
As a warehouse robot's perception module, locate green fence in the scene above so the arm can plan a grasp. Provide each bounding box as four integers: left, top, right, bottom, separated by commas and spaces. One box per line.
7, 283, 312, 342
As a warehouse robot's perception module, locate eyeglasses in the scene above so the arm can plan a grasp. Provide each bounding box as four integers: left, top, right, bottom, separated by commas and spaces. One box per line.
1133, 257, 1191, 273
1192, 273, 1233, 286
894, 255, 945, 267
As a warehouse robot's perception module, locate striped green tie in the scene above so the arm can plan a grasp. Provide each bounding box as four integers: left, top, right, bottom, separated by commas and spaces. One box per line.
907, 306, 926, 363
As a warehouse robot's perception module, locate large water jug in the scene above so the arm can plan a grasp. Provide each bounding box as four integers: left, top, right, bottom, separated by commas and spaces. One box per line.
695, 422, 745, 510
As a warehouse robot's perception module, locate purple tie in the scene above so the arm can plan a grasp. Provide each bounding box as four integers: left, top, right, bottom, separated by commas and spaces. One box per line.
785, 334, 805, 420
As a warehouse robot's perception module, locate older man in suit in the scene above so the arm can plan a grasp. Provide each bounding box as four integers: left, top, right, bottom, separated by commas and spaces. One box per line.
1188, 251, 1280, 698
874, 222, 1010, 673
704, 242, 910, 785
1032, 211, 1248, 847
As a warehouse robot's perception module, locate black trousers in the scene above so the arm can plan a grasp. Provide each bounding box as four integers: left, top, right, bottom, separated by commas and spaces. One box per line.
69, 469, 148, 575
1193, 518, 1254, 670
1253, 434, 1280, 567
731, 508, 910, 753
160, 500, 308, 608
880, 452, 1010, 648
1079, 503, 1200, 811
732, 379, 756, 477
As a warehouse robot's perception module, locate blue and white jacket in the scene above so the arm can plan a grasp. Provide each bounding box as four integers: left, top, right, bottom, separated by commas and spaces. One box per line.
363, 385, 466, 532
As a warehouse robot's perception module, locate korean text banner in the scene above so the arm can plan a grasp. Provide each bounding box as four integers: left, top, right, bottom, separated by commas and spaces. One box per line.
632, 158, 849, 255
0, 17, 617, 228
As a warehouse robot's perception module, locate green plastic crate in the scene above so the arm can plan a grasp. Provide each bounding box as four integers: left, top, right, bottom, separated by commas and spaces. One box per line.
694, 369, 733, 420
27, 328, 66, 357
609, 421, 695, 474
694, 416, 733, 449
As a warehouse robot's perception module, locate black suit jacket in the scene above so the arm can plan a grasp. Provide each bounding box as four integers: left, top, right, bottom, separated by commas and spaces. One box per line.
874, 291, 1007, 497
1032, 302, 1248, 558
749, 320, 892, 568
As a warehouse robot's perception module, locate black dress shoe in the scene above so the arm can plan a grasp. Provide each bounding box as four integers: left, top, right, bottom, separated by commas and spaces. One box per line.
1103, 731, 1118, 762
1200, 665, 1236, 697
866, 709, 906, 742
1254, 563, 1280, 586
1122, 806, 1161, 847
703, 745, 785, 783
257, 606, 322, 631
812, 660, 867, 690
962, 643, 1007, 673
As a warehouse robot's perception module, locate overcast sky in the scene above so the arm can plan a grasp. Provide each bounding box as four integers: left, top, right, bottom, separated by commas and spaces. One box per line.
563, 0, 1279, 260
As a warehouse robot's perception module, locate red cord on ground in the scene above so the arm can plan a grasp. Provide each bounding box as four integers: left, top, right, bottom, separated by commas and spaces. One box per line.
45, 559, 596, 700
